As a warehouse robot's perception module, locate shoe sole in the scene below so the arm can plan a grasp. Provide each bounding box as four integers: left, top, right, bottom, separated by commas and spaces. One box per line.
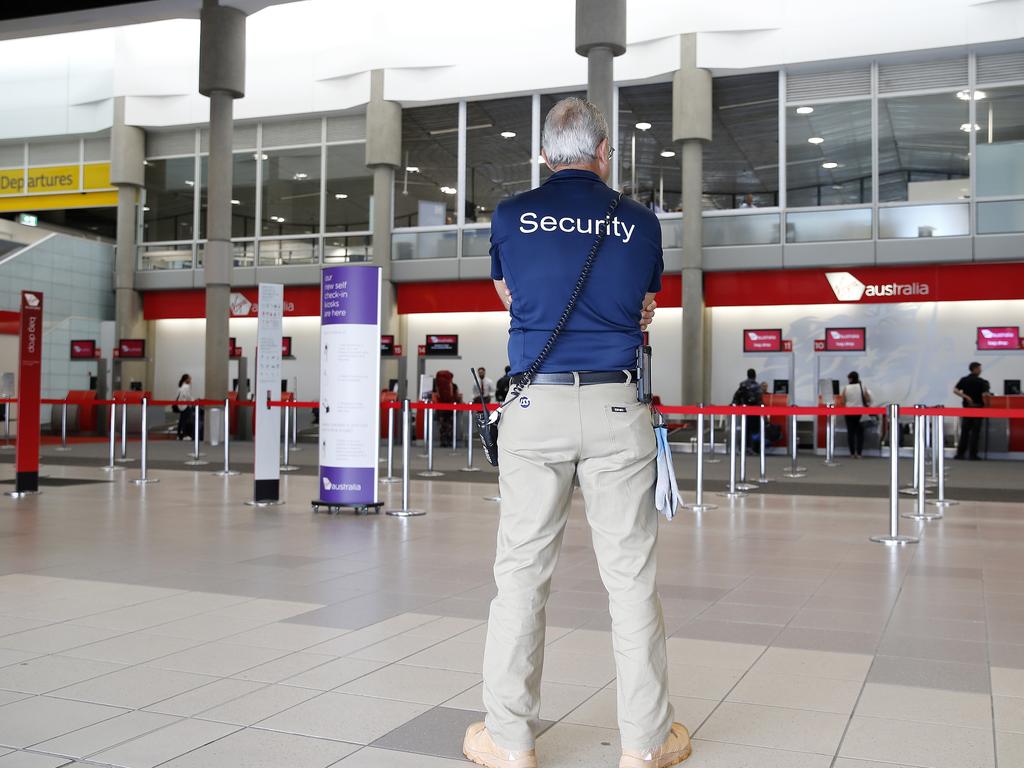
620, 743, 692, 768
464, 747, 534, 768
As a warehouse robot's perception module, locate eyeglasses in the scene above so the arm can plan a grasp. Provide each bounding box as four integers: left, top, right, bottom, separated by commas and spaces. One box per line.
607, 145, 616, 161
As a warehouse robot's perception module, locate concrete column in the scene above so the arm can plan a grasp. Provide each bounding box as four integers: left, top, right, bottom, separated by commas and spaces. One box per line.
673, 33, 712, 405
199, 0, 245, 402
365, 69, 401, 336
110, 96, 146, 389
575, 0, 626, 125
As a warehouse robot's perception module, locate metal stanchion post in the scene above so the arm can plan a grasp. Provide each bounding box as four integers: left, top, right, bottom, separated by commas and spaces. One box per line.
871, 404, 919, 545
184, 405, 209, 466
280, 405, 298, 471
290, 402, 301, 452
213, 398, 239, 477
757, 410, 772, 483
102, 403, 123, 472
901, 410, 921, 494
824, 405, 840, 467
684, 410, 717, 511
418, 407, 444, 477
132, 397, 158, 485
116, 402, 134, 462
381, 405, 400, 483
781, 413, 806, 478
461, 408, 480, 473
387, 399, 425, 517
930, 413, 957, 507
452, 408, 458, 453
736, 409, 758, 491
1, 401, 13, 450
718, 413, 746, 499
705, 413, 720, 463
903, 409, 942, 521
55, 401, 71, 451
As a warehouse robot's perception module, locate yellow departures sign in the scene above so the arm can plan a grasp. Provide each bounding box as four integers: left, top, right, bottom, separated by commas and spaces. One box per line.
0, 163, 116, 211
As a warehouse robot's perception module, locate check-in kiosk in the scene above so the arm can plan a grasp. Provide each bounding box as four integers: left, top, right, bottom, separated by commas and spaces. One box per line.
742, 329, 793, 449
813, 327, 879, 455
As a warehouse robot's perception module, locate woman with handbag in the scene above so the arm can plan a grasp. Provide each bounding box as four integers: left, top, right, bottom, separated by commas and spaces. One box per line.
840, 371, 872, 458
175, 373, 193, 440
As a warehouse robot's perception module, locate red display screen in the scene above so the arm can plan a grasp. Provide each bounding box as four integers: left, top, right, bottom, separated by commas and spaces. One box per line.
977, 326, 1020, 350
743, 329, 783, 353
282, 337, 293, 358
825, 327, 866, 352
229, 337, 241, 358
70, 340, 96, 360
424, 334, 458, 356
381, 335, 395, 355
118, 339, 146, 358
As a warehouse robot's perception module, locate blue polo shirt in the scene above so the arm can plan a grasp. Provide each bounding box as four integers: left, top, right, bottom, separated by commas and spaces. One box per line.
490, 169, 663, 375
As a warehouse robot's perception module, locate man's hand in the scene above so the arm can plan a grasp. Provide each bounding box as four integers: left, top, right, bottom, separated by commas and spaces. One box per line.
640, 295, 657, 331
493, 279, 512, 311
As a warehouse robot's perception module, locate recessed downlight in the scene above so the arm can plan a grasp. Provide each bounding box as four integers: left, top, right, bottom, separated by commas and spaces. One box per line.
500, 131, 517, 139
957, 89, 986, 101
405, 166, 420, 173
821, 161, 839, 169
440, 186, 457, 195
334, 193, 348, 200
230, 199, 240, 205
635, 121, 652, 130
796, 106, 814, 115
660, 150, 676, 158
808, 137, 824, 145
960, 123, 980, 133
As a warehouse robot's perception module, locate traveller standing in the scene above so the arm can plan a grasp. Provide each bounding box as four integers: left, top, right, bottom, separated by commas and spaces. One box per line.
953, 361, 991, 460
731, 368, 763, 452
473, 366, 496, 404
175, 373, 193, 440
839, 371, 872, 458
495, 365, 512, 404
462, 97, 688, 768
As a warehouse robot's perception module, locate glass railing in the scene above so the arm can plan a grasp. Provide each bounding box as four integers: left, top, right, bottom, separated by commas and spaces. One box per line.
785, 208, 872, 243
879, 203, 969, 238
462, 227, 491, 258
704, 212, 781, 246
392, 229, 458, 260
233, 240, 256, 267
137, 243, 193, 270
324, 235, 372, 263
977, 200, 1024, 235
658, 215, 683, 249
258, 238, 318, 266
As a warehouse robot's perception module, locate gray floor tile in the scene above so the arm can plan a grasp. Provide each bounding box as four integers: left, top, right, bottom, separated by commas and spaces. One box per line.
0, 753, 74, 767
0, 696, 127, 749
196, 684, 319, 725
696, 701, 848, 754
839, 715, 995, 768
159, 727, 357, 767
772, 627, 880, 655
371, 706, 530, 760
339, 664, 481, 706
685, 740, 832, 767
0, 655, 123, 695
52, 666, 219, 709
256, 691, 430, 744
90, 718, 239, 768
32, 710, 179, 760
867, 655, 992, 694
876, 632, 989, 664
333, 747, 471, 767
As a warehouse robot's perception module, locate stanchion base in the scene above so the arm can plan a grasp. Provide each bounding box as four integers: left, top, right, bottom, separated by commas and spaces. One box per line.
313, 500, 383, 515
185, 452, 206, 458
899, 487, 930, 496
184, 460, 210, 466
53, 446, 73, 452
100, 465, 125, 472
289, 446, 303, 452
245, 499, 285, 507
280, 465, 300, 472
417, 471, 444, 477
484, 495, 501, 502
379, 476, 401, 484
901, 511, 944, 521
115, 458, 137, 463
716, 491, 748, 499
928, 499, 959, 507
4, 490, 40, 498
683, 503, 718, 511
0, 446, 15, 451
870, 534, 920, 545
781, 471, 806, 478
757, 477, 774, 483
735, 482, 759, 491
704, 456, 721, 464
132, 478, 160, 485
459, 467, 481, 473
386, 508, 426, 517
823, 460, 841, 467
212, 470, 241, 477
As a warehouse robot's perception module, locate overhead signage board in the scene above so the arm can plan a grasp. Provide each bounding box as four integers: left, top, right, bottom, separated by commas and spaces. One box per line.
743, 328, 783, 353
70, 340, 96, 360
424, 334, 458, 356
319, 265, 382, 506
118, 339, 146, 359
282, 336, 293, 358
977, 326, 1020, 351
380, 334, 395, 356
824, 327, 866, 352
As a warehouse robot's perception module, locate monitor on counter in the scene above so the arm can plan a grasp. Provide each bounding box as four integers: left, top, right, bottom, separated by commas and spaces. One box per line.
977, 326, 1020, 351
229, 337, 241, 358
381, 335, 395, 356
424, 334, 459, 356
1006, 380, 1022, 396
824, 327, 866, 352
282, 337, 293, 358
70, 340, 96, 360
118, 339, 146, 358
772, 379, 789, 395
743, 329, 782, 353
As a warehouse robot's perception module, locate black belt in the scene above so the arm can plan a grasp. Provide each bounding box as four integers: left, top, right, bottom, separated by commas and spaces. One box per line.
511, 370, 637, 387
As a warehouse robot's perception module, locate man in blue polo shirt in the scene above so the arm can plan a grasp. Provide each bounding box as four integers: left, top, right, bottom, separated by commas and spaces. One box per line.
463, 98, 689, 768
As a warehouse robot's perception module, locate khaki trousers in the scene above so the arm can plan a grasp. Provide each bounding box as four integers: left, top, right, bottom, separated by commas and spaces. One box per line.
482, 381, 673, 752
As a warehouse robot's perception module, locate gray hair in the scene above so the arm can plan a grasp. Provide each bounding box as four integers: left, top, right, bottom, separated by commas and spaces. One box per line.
542, 97, 608, 167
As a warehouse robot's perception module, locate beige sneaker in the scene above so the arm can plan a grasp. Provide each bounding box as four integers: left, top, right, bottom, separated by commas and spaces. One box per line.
619, 722, 692, 768
463, 722, 538, 768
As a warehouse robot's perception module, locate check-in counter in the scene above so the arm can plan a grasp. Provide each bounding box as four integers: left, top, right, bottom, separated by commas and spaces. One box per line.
984, 395, 1024, 455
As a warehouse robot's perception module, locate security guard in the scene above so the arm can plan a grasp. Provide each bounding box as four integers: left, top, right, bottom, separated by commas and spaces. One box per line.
463, 98, 690, 768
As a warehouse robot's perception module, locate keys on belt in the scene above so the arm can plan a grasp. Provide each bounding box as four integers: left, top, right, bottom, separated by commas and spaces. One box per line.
510, 370, 638, 387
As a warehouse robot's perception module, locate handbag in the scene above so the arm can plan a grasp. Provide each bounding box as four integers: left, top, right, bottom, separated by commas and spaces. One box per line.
473, 191, 624, 467
859, 382, 879, 428
172, 393, 181, 414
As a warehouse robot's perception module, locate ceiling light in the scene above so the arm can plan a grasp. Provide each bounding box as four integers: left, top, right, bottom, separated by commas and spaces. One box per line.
230, 199, 240, 205
500, 131, 517, 139
956, 89, 986, 101
821, 161, 839, 169
796, 106, 814, 114
960, 123, 980, 132
405, 166, 419, 173
635, 122, 652, 131
660, 150, 676, 158
334, 193, 348, 199
185, 179, 195, 186
143, 206, 150, 212
440, 186, 457, 195
808, 137, 824, 145
293, 172, 308, 180
253, 153, 268, 160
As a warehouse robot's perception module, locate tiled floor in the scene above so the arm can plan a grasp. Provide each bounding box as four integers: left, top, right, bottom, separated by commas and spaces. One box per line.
0, 463, 1022, 767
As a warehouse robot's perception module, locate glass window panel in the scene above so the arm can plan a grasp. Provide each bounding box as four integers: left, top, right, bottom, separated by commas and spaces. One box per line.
466, 96, 532, 221
257, 238, 318, 266
704, 212, 781, 246
878, 92, 969, 203
785, 101, 871, 207
324, 143, 371, 232
978, 200, 1024, 234
138, 243, 193, 270
261, 146, 321, 236
617, 84, 679, 210
396, 104, 458, 228
324, 235, 372, 263
975, 85, 1024, 197
462, 227, 492, 258
541, 91, 587, 183
705, 73, 779, 210
198, 152, 260, 239
142, 157, 196, 241
878, 203, 969, 238
660, 216, 683, 249
392, 230, 458, 260
785, 208, 871, 242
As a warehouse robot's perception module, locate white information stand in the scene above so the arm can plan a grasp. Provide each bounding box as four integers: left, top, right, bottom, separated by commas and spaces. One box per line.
247, 283, 284, 506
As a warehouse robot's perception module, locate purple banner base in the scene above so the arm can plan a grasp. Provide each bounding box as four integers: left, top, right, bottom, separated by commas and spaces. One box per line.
319, 466, 377, 506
